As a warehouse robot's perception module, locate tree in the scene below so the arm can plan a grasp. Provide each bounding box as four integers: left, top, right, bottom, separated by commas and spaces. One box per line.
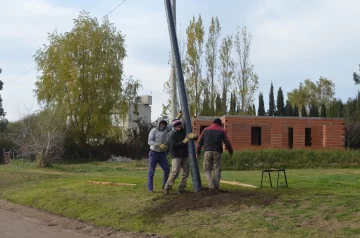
234, 27, 259, 113
268, 82, 275, 116
258, 92, 265, 116
313, 106, 319, 117
320, 103, 327, 117
121, 76, 142, 115
276, 87, 285, 116
205, 17, 221, 115
13, 108, 68, 167
246, 105, 254, 115
34, 11, 127, 147
124, 117, 154, 160
161, 51, 173, 120
229, 92, 237, 115
353, 64, 360, 84
0, 80, 8, 133
287, 77, 335, 113
0, 117, 8, 134
344, 93, 360, 148
309, 101, 319, 117
160, 99, 170, 121
163, 29, 187, 118
233, 92, 238, 114
218, 35, 234, 115
293, 104, 299, 117
215, 93, 223, 116
301, 105, 308, 117
201, 88, 211, 116
287, 83, 307, 111
327, 99, 344, 117
185, 15, 205, 117
252, 104, 256, 116
284, 100, 293, 116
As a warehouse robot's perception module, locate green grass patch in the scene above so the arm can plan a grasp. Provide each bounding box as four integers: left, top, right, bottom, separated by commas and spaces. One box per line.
0, 161, 359, 238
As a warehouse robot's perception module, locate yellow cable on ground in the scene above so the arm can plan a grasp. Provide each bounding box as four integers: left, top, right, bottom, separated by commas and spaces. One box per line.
220, 180, 258, 188
88, 181, 136, 186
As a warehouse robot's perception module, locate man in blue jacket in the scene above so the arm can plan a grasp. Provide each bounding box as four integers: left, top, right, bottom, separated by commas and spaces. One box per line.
147, 112, 182, 193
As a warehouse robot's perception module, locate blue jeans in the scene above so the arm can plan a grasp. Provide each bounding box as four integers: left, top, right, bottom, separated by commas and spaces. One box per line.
147, 150, 170, 191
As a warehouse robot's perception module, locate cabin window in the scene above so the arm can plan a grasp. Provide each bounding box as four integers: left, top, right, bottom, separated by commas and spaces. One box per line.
251, 127, 262, 145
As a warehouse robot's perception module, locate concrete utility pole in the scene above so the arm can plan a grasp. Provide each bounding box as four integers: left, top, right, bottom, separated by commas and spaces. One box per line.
170, 0, 178, 120
164, 0, 202, 192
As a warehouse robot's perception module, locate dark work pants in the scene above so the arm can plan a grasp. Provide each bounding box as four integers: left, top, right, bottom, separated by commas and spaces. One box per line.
147, 150, 170, 191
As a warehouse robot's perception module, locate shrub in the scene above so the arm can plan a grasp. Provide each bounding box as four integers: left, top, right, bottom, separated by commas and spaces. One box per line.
217, 149, 360, 170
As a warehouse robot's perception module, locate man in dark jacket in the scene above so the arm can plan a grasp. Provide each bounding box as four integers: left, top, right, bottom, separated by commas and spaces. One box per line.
196, 118, 233, 192
164, 119, 197, 194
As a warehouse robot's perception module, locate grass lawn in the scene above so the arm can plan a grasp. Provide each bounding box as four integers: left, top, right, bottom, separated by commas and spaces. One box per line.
0, 160, 359, 238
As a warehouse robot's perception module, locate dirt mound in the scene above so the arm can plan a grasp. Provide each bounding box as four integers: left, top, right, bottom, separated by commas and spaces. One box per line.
148, 188, 279, 216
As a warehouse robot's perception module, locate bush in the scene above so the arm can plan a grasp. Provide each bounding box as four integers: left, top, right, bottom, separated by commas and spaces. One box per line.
61, 117, 154, 161
214, 149, 360, 170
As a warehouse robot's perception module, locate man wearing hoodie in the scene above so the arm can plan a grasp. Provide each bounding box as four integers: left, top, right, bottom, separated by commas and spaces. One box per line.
147, 114, 181, 193
196, 118, 233, 192
163, 119, 197, 194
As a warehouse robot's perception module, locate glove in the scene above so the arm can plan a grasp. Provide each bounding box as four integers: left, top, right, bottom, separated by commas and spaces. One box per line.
177, 111, 182, 119
159, 144, 168, 151
183, 137, 190, 144
186, 132, 197, 140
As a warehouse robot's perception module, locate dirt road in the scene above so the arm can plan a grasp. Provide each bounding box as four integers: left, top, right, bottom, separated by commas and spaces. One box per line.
0, 199, 159, 238
0, 208, 97, 238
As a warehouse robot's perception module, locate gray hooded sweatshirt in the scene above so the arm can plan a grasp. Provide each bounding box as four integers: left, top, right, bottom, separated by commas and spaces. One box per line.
148, 118, 172, 152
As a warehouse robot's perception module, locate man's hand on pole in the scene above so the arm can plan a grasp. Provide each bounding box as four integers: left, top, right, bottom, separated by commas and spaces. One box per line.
177, 111, 182, 120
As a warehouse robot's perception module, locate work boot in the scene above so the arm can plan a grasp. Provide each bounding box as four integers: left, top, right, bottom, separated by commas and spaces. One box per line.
177, 190, 185, 194
164, 186, 170, 195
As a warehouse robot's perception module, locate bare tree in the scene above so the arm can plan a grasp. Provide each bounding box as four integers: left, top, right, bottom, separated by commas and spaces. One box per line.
162, 24, 187, 117
218, 34, 234, 115
234, 26, 259, 113
13, 108, 68, 167
205, 17, 221, 115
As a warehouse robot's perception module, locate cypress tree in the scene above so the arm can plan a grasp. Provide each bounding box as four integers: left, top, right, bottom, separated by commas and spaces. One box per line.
276, 87, 285, 116
284, 100, 293, 116
215, 93, 222, 116
320, 103, 327, 117
268, 82, 275, 116
301, 105, 308, 117
258, 92, 266, 116
293, 103, 299, 117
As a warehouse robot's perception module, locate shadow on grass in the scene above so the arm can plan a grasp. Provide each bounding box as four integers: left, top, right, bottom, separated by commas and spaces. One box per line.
143, 188, 280, 218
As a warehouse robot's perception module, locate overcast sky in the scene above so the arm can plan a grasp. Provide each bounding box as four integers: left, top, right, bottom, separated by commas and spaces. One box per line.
1, 0, 360, 122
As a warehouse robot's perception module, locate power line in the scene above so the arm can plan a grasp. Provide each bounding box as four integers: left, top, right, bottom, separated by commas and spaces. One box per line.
4, 67, 36, 85
5, 0, 129, 85
103, 0, 127, 19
